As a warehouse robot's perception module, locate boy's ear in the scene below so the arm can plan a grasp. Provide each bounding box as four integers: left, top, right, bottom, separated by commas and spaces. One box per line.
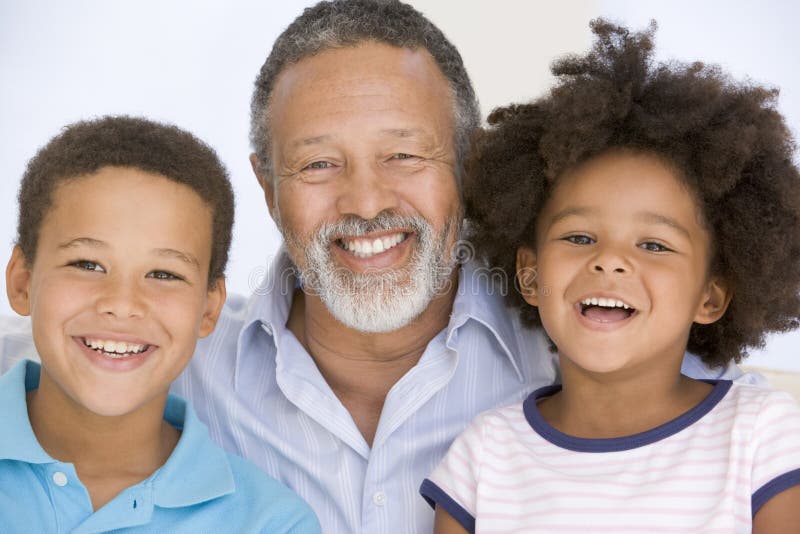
6, 246, 32, 316
516, 246, 540, 307
249, 153, 279, 229
198, 277, 227, 338
693, 277, 731, 325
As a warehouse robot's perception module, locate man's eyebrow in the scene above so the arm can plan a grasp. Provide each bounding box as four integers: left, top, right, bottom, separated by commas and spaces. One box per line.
635, 211, 691, 238
153, 248, 201, 268
58, 237, 107, 249
290, 134, 332, 148
379, 128, 427, 139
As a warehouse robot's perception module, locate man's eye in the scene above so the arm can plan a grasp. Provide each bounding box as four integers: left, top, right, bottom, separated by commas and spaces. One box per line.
70, 260, 105, 272
639, 241, 672, 253
391, 153, 417, 161
564, 235, 595, 245
147, 271, 182, 281
303, 161, 333, 170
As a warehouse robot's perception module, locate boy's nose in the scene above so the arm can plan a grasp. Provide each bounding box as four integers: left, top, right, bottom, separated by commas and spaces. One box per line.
95, 279, 146, 319
336, 161, 401, 220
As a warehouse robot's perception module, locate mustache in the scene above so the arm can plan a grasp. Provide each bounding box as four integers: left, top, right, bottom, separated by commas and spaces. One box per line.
314, 211, 429, 241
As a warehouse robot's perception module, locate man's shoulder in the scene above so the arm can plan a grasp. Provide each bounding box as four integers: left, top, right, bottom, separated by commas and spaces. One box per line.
0, 315, 37, 373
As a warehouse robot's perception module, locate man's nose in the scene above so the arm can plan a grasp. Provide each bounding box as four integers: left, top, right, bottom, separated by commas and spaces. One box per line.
95, 276, 146, 319
336, 160, 400, 220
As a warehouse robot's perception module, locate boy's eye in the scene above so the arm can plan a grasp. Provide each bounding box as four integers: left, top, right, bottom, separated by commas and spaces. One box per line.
147, 271, 182, 281
639, 241, 673, 253
563, 235, 595, 245
70, 260, 105, 272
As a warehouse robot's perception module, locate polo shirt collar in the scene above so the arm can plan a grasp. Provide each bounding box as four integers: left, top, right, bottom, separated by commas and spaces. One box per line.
236, 248, 525, 381
0, 359, 234, 508
151, 394, 235, 507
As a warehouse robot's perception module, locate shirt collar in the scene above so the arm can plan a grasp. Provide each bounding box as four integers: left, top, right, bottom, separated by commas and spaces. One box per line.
151, 394, 235, 507
448, 260, 525, 381
236, 248, 525, 381
0, 359, 234, 508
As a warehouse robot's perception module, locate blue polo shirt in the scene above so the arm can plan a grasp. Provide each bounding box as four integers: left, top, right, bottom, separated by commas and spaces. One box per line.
0, 360, 320, 533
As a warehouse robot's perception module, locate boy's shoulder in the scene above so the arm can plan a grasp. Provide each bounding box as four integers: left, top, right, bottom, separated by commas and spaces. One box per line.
160, 393, 321, 532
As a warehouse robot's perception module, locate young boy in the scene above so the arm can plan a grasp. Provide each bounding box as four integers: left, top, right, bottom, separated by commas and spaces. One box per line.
0, 116, 320, 532
421, 20, 800, 532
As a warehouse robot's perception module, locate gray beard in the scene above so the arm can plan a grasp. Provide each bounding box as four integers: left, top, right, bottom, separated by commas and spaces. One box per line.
284, 211, 460, 333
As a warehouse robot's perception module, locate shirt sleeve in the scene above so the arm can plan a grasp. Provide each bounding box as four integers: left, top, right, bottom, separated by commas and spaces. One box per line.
420, 415, 487, 534
750, 389, 800, 516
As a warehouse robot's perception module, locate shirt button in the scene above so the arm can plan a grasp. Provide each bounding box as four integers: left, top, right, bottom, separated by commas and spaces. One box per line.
372, 490, 386, 506
52, 472, 68, 487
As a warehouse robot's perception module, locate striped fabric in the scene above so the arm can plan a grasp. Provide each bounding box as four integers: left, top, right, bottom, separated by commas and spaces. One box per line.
422, 381, 800, 533
0, 250, 758, 534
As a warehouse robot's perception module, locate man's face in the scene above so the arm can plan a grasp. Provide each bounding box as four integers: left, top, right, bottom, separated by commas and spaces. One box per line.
260, 42, 462, 332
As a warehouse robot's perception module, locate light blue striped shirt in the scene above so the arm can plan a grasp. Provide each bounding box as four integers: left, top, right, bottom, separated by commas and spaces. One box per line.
0, 251, 755, 533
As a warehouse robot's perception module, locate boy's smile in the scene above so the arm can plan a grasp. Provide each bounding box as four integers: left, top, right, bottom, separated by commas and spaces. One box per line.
518, 150, 729, 378
6, 166, 224, 418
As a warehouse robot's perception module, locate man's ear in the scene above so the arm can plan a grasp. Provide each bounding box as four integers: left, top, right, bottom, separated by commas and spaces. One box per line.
198, 277, 227, 338
693, 277, 731, 325
6, 246, 32, 316
249, 153, 279, 228
516, 246, 540, 307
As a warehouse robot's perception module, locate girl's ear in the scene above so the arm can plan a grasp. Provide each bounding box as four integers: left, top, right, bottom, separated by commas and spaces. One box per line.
693, 277, 732, 325
6, 246, 32, 316
516, 246, 540, 307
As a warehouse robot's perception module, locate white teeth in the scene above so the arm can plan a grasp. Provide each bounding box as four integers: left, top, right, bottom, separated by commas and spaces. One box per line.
84, 338, 147, 356
580, 298, 633, 310
341, 233, 406, 258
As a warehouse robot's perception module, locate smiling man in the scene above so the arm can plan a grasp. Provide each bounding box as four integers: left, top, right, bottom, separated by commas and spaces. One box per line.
0, 1, 755, 532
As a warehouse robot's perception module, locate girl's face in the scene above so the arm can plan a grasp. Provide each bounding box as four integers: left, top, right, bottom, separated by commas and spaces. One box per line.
517, 150, 730, 380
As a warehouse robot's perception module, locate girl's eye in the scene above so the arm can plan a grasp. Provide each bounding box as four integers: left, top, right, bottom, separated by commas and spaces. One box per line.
147, 271, 182, 281
639, 241, 672, 253
564, 235, 595, 245
70, 260, 105, 272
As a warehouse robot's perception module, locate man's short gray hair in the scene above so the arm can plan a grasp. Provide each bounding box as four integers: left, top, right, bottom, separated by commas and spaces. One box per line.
249, 0, 481, 182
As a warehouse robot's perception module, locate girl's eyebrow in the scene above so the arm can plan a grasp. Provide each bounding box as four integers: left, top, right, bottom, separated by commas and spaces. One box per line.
546, 207, 594, 229
635, 211, 690, 238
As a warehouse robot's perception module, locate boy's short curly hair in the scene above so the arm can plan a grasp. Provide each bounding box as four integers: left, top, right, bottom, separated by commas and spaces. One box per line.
16, 116, 234, 286
465, 19, 800, 367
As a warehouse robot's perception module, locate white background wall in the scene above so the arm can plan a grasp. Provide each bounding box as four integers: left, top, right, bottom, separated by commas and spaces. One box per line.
1, 1, 798, 370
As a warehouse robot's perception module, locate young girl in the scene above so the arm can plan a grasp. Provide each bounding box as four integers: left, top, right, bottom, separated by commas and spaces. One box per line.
420, 20, 800, 532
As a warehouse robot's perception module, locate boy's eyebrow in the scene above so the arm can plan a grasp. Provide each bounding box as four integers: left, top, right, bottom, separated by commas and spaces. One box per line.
58, 239, 200, 268
153, 248, 201, 268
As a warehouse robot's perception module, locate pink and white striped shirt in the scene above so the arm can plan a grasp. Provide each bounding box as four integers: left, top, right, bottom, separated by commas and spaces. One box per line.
421, 380, 800, 533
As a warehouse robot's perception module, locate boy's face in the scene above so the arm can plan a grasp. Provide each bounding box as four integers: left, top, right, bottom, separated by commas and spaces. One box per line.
517, 151, 729, 379
6, 166, 225, 417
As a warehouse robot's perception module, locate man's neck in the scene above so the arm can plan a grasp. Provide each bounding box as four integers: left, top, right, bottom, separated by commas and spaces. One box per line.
286, 271, 458, 446
27, 370, 179, 511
